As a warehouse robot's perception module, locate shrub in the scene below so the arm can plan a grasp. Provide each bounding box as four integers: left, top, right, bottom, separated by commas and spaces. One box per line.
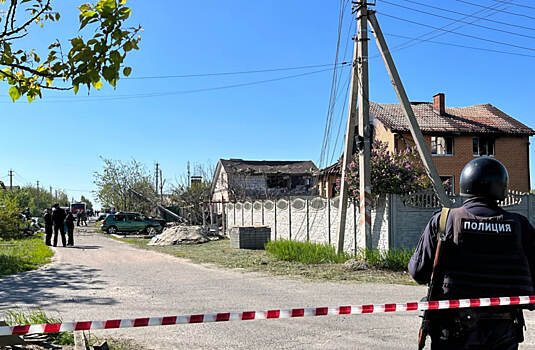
337, 140, 431, 199
357, 248, 413, 271
266, 240, 351, 264
0, 196, 25, 240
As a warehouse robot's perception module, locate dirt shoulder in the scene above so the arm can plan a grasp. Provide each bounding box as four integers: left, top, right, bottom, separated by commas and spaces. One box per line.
104, 233, 415, 285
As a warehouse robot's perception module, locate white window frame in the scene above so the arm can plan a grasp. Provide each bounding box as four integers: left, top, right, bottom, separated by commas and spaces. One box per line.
431, 136, 454, 156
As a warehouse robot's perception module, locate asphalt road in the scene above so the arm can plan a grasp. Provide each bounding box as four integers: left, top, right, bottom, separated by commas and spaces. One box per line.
1, 229, 535, 349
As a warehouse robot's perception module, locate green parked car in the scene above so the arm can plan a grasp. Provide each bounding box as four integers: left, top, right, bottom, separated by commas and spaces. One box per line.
100, 212, 162, 235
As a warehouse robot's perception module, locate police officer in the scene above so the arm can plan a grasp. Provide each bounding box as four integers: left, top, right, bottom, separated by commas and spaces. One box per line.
51, 203, 67, 247
43, 208, 53, 246
409, 157, 535, 350
65, 209, 75, 246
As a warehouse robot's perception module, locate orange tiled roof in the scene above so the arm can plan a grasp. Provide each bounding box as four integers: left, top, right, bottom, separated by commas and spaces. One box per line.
370, 102, 534, 135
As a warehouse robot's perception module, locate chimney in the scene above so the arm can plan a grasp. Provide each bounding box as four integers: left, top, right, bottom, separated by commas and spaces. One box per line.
433, 93, 445, 115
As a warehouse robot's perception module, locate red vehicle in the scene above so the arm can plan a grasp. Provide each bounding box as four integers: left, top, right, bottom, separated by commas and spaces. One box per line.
70, 202, 87, 215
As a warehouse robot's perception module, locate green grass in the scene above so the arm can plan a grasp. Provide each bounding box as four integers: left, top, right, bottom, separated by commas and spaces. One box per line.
265, 239, 350, 264
358, 248, 414, 271
0, 234, 53, 275
3, 309, 74, 345
106, 235, 415, 285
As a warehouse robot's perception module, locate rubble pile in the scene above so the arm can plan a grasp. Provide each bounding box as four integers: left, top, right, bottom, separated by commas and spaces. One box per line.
148, 225, 224, 246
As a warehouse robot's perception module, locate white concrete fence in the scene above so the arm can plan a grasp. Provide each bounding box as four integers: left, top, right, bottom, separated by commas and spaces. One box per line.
223, 190, 535, 254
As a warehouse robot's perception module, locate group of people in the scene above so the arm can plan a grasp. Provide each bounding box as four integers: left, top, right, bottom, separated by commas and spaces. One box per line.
43, 204, 85, 247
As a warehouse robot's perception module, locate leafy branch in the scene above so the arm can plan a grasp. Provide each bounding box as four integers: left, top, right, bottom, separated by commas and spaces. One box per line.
0, 0, 141, 102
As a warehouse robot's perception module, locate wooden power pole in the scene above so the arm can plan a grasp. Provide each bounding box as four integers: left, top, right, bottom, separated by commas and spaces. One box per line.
36, 180, 40, 211
155, 162, 159, 194
337, 1, 373, 254
337, 4, 452, 254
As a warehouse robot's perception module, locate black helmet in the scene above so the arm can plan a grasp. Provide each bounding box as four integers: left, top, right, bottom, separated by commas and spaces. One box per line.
459, 157, 509, 200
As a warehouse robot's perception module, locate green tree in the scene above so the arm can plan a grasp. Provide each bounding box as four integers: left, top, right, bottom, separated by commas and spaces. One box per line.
80, 195, 93, 209
0, 193, 24, 239
0, 0, 141, 102
93, 157, 157, 213
1, 185, 68, 216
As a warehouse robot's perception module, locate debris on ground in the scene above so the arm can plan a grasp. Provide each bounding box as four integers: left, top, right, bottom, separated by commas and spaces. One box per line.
148, 225, 225, 246
343, 259, 370, 271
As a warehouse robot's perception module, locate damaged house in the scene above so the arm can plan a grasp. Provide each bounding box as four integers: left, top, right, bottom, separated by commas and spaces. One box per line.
210, 159, 318, 213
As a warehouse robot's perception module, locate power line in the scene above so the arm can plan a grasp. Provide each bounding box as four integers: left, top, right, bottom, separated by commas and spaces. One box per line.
376, 2, 509, 60
455, 0, 535, 20
320, 0, 350, 168
376, 11, 535, 52
381, 31, 535, 58
123, 62, 349, 80
0, 66, 349, 104
398, 0, 535, 32
489, 0, 535, 11
381, 0, 535, 40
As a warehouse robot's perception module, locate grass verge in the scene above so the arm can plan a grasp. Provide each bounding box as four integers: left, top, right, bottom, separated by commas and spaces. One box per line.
106, 235, 415, 285
266, 239, 350, 264
0, 234, 53, 275
3, 308, 74, 345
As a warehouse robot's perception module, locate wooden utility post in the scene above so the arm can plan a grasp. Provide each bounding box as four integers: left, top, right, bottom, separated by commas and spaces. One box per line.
36, 180, 40, 211
8, 169, 13, 190
337, 1, 373, 254
155, 162, 159, 194
356, 2, 373, 251
367, 11, 453, 207
336, 1, 360, 254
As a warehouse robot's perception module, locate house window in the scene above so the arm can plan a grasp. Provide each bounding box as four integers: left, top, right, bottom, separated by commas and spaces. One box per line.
473, 136, 495, 156
440, 175, 455, 195
267, 175, 288, 189
431, 136, 453, 155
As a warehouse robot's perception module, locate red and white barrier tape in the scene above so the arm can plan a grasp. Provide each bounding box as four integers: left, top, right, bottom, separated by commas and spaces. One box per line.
2, 295, 534, 336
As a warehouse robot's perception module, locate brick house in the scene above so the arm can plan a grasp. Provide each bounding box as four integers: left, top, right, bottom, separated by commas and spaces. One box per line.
318, 93, 534, 197
211, 159, 318, 213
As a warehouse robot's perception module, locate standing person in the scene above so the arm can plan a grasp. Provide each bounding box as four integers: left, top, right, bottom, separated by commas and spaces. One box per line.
76, 210, 81, 226
65, 210, 75, 246
409, 157, 535, 350
81, 210, 88, 226
43, 208, 53, 246
51, 203, 67, 247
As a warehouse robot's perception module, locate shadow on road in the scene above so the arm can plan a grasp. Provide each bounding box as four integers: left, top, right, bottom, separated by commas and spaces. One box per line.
67, 246, 101, 250
0, 263, 117, 309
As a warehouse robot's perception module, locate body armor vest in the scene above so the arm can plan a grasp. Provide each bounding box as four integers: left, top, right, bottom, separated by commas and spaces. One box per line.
440, 206, 534, 299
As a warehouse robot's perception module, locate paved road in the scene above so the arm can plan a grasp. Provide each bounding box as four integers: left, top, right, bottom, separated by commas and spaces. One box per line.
1, 230, 535, 349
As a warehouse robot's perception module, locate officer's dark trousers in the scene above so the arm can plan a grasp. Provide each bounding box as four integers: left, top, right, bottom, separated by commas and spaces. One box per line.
431, 320, 520, 350
67, 225, 74, 246
53, 224, 66, 247
45, 225, 52, 245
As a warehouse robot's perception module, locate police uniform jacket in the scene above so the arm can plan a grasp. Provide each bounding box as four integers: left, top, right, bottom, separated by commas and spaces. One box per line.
44, 212, 53, 227
409, 197, 535, 299
51, 207, 66, 225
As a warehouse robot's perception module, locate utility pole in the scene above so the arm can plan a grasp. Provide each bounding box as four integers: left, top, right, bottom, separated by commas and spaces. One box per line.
357, 1, 373, 251
337, 1, 360, 254
155, 162, 159, 194
159, 168, 164, 202
8, 169, 13, 190
36, 180, 40, 211
337, 0, 373, 253
187, 161, 191, 188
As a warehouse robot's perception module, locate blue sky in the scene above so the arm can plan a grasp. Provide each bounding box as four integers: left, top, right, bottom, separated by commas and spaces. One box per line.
1, 0, 534, 207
